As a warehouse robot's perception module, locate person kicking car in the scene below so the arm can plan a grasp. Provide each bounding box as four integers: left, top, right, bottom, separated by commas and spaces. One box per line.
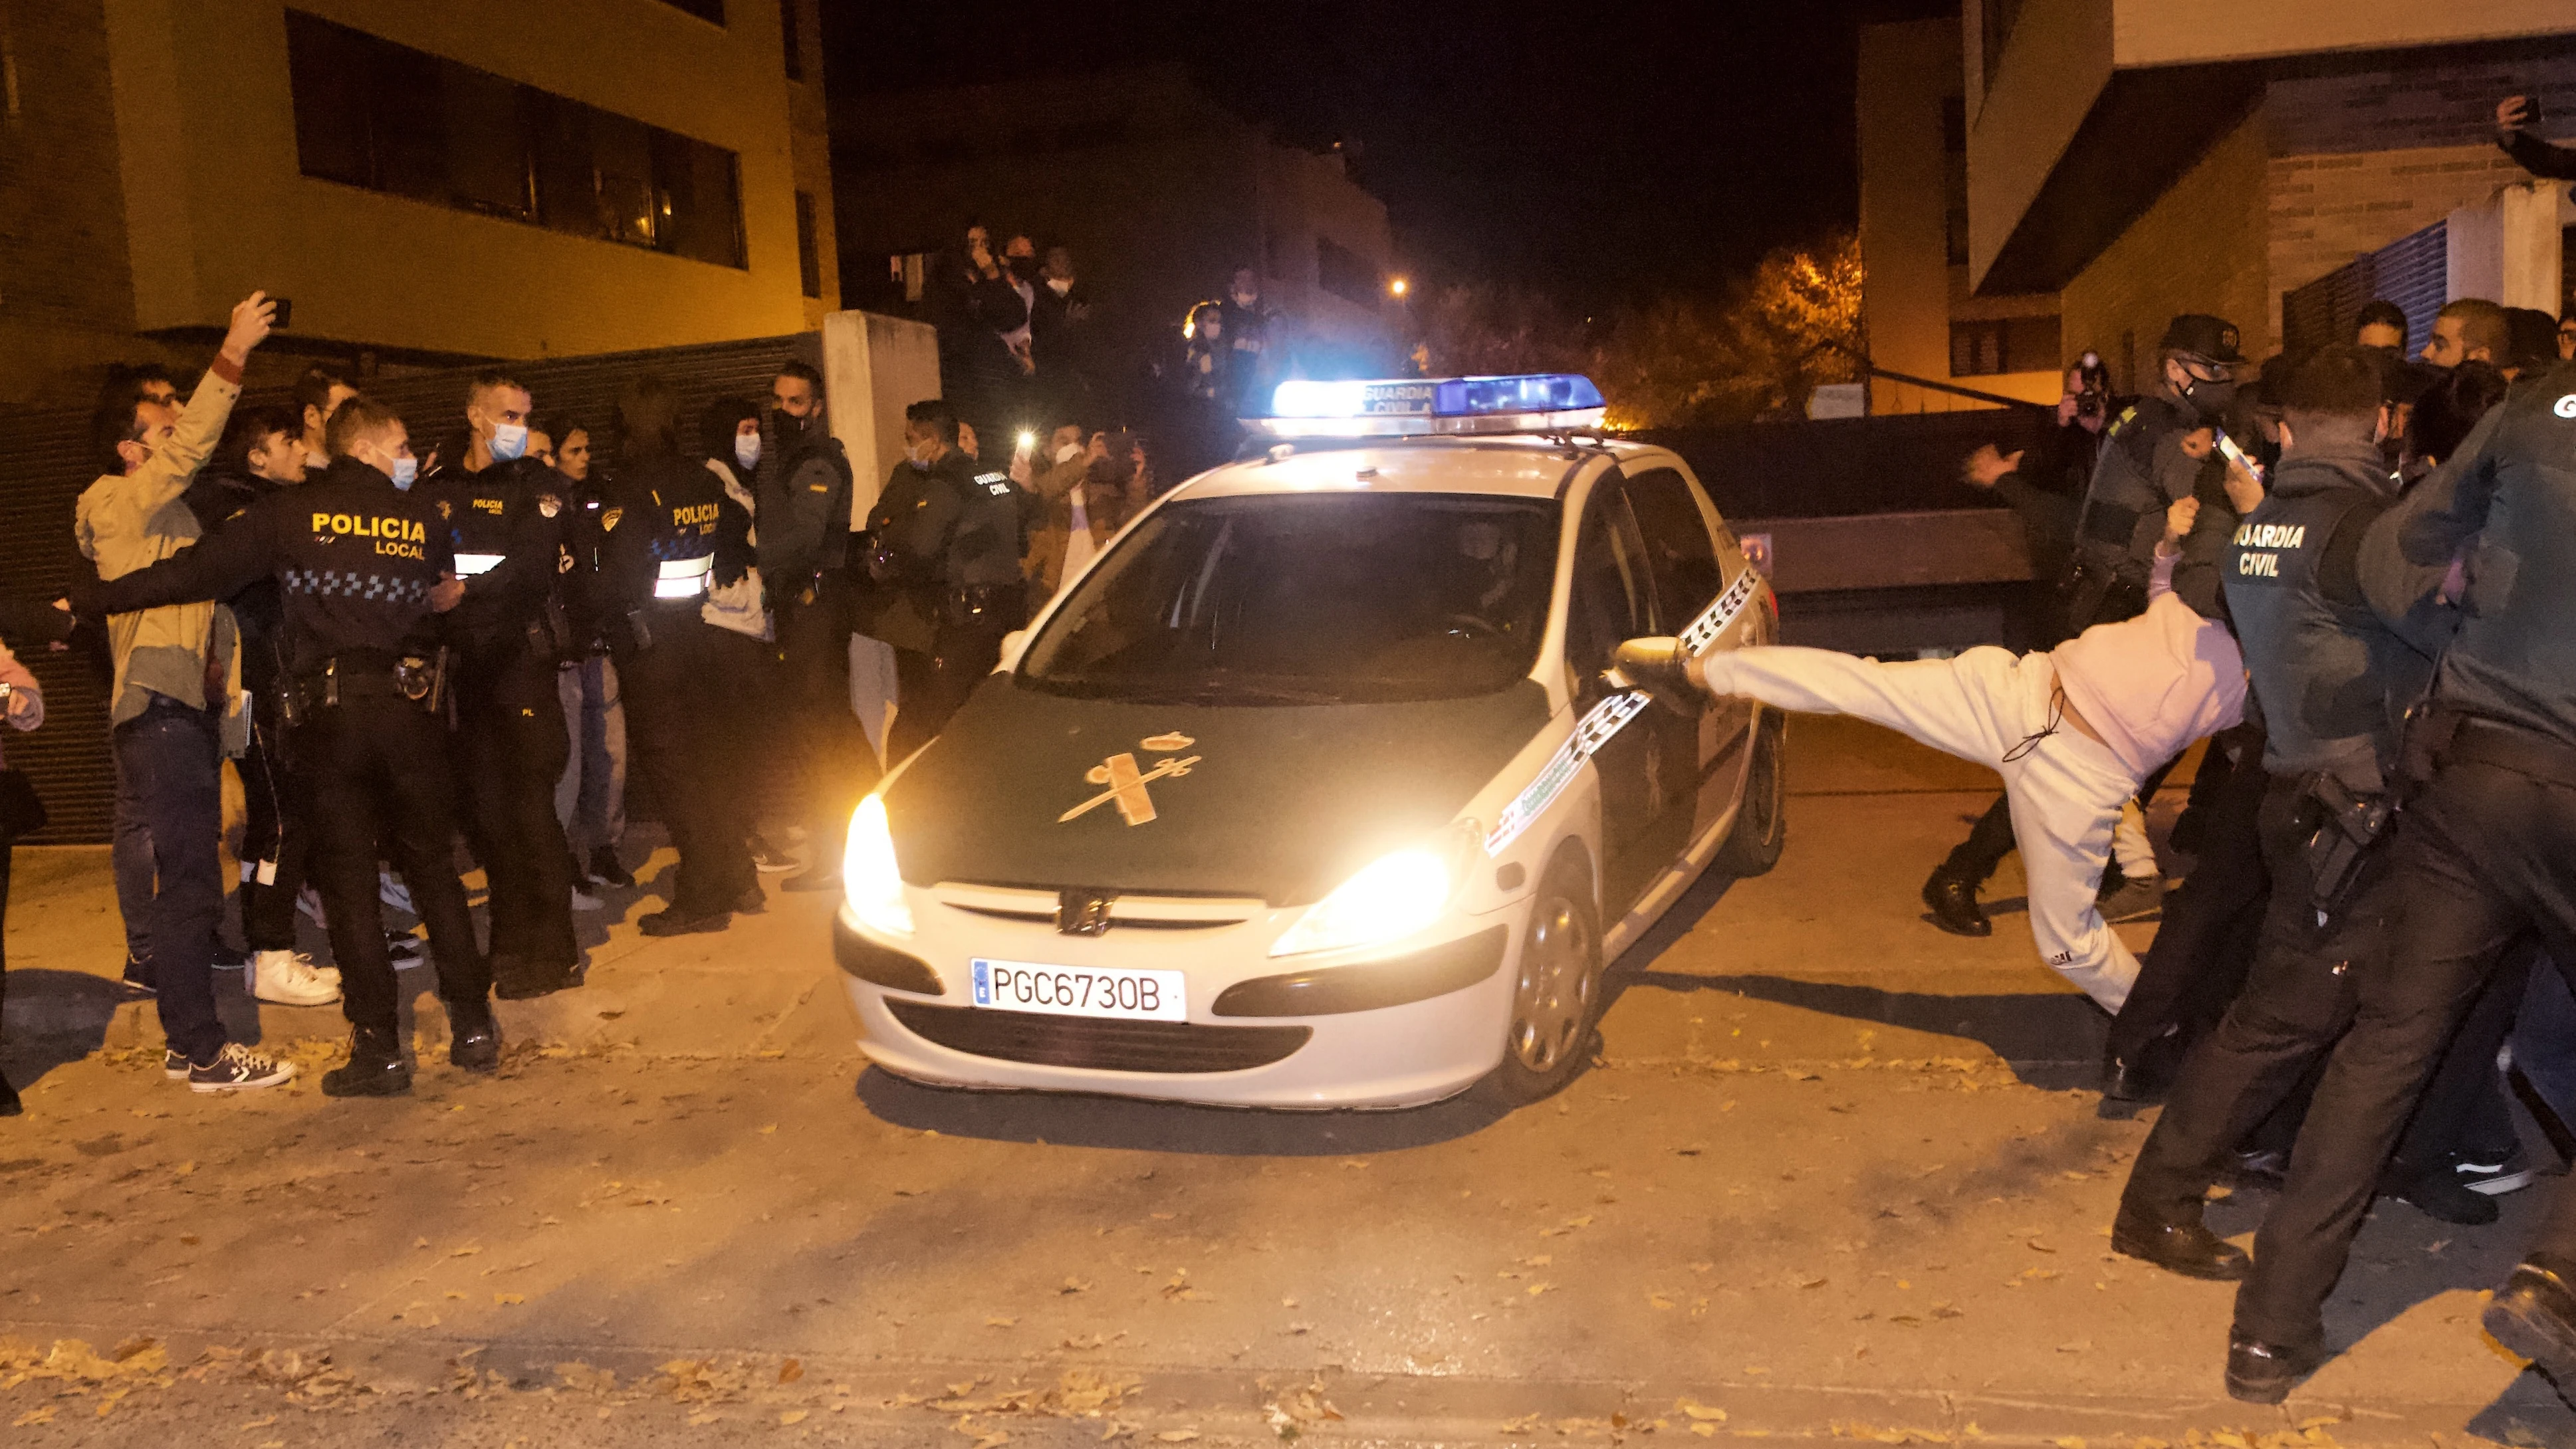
1617, 496, 2242, 1012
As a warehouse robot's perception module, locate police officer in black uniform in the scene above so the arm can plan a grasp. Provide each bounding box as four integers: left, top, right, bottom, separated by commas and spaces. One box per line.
73, 397, 495, 1097
868, 399, 1028, 762
2223, 357, 2576, 1402
429, 373, 582, 997
751, 361, 876, 893
589, 375, 761, 935
1922, 315, 2249, 936
2107, 347, 2445, 1287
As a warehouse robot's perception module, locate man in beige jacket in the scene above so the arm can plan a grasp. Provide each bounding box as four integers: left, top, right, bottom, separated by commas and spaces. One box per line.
74, 291, 294, 1093
1020, 424, 1147, 598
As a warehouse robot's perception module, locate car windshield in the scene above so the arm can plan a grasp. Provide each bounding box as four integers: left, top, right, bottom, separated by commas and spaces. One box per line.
1020, 493, 1560, 705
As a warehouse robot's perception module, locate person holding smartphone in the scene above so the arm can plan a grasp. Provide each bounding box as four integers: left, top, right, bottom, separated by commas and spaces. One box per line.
2498, 94, 2576, 181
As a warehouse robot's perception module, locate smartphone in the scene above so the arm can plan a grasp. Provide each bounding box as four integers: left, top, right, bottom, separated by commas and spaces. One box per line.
2214, 429, 2264, 484
271, 297, 293, 329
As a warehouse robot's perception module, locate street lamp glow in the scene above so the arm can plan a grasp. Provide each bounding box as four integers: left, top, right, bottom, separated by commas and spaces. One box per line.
1388, 277, 1410, 297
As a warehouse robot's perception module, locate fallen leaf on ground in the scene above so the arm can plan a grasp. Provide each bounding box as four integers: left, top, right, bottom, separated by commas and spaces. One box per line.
494, 1293, 527, 1305
780, 1409, 809, 1425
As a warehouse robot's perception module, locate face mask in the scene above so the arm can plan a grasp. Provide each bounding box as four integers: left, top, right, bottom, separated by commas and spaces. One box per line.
1232, 290, 1256, 308
1047, 277, 1073, 296
905, 441, 935, 470
489, 422, 528, 462
2180, 378, 2238, 422
1054, 442, 1082, 465
735, 433, 762, 472
390, 456, 418, 491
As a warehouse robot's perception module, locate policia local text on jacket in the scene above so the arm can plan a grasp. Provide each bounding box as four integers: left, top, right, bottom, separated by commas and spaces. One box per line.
868, 447, 1028, 762
2228, 366, 2576, 1396
587, 448, 761, 933
2112, 418, 2451, 1306
431, 455, 582, 994
73, 455, 499, 1095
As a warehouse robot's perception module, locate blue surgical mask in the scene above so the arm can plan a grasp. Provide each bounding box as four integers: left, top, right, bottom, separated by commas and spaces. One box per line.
489, 422, 528, 462
391, 456, 418, 491
735, 433, 762, 472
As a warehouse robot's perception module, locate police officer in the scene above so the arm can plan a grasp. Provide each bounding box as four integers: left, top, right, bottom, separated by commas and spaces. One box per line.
430, 373, 582, 998
1922, 314, 2249, 938
2224, 359, 2576, 1402
72, 397, 496, 1097
869, 399, 1027, 762
752, 361, 877, 893
590, 374, 761, 935
2107, 347, 2445, 1289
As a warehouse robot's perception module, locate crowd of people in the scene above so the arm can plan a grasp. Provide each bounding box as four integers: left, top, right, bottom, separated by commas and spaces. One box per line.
1617, 91, 2576, 1408
0, 286, 1186, 1111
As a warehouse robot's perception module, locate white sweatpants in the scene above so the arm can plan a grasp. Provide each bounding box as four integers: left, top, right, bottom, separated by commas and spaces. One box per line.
1700, 645, 2143, 1012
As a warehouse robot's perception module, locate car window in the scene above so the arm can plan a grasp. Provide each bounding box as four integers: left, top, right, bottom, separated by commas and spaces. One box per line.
1563, 478, 1651, 700
1623, 466, 1727, 631
1019, 493, 1560, 705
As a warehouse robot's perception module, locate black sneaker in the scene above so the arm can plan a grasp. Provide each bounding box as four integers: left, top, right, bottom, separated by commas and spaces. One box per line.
162, 1049, 190, 1081
734, 883, 768, 916
210, 943, 251, 974
388, 931, 427, 967
118, 956, 157, 1001
2458, 1147, 2538, 1198
187, 1042, 296, 1094
2387, 1162, 2500, 1226
0, 1068, 18, 1118
321, 1028, 411, 1097
779, 869, 842, 895
750, 836, 800, 874
586, 846, 635, 890
638, 906, 730, 937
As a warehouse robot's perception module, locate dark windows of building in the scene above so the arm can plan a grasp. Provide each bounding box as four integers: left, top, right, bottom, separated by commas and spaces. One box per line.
1942, 95, 1969, 268
285, 11, 745, 269
1316, 237, 1382, 308
1949, 316, 2061, 377
781, 0, 804, 81
658, 0, 725, 23
794, 191, 823, 299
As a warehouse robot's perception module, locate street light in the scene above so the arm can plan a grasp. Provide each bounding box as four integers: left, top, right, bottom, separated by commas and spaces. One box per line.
1388, 277, 1410, 298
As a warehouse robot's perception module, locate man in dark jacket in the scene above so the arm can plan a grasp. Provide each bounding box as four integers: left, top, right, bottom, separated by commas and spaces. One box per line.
186, 406, 342, 1009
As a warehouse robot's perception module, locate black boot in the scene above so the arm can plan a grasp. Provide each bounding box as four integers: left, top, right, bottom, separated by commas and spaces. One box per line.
447, 999, 503, 1073
2486, 1254, 2576, 1405
586, 845, 634, 890
2111, 1205, 2250, 1280
2224, 1335, 2323, 1404
0, 1067, 21, 1118
1920, 869, 1992, 937
321, 1026, 411, 1097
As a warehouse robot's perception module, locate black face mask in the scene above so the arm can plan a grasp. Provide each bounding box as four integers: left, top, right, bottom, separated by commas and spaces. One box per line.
2178, 376, 2238, 423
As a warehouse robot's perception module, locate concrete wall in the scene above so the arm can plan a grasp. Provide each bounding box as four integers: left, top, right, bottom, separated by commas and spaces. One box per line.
2111, 0, 2575, 68
782, 0, 840, 328
0, 0, 153, 397
1860, 18, 2062, 415
2057, 113, 2270, 391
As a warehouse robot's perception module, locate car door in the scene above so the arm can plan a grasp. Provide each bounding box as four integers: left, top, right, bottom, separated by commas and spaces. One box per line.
1563, 470, 1687, 918
1622, 464, 1754, 837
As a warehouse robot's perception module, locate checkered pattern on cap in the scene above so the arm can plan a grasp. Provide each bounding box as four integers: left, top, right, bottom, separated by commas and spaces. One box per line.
284, 569, 431, 605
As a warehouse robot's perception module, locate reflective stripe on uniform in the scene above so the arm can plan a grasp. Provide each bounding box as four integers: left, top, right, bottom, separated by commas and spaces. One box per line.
452, 552, 506, 577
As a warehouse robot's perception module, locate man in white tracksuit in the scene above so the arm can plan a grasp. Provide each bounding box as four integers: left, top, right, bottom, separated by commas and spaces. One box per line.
1619, 497, 2244, 1011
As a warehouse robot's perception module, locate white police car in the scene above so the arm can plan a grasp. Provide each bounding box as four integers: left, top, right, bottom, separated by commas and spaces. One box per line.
834, 374, 1782, 1108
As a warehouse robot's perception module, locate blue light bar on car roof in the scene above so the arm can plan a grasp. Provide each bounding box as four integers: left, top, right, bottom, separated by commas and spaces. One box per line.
1254, 374, 1607, 437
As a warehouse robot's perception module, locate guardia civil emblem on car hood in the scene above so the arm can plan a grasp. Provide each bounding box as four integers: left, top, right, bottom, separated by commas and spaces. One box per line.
886, 679, 1551, 907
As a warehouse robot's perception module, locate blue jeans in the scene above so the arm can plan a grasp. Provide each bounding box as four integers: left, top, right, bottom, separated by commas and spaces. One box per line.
110, 698, 226, 1063
554, 655, 626, 856
111, 742, 157, 968
2516, 956, 2576, 1129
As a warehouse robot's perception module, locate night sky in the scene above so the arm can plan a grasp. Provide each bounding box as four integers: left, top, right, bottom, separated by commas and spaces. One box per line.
826, 0, 1954, 308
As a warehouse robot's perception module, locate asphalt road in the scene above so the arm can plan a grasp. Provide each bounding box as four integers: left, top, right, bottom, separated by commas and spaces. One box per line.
0, 718, 2566, 1447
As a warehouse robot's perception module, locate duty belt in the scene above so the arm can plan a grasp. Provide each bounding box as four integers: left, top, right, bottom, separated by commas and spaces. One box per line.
2446, 716, 2576, 792
293, 651, 448, 715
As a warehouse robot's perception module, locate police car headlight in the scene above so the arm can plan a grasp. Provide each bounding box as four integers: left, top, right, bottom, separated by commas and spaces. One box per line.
1270, 828, 1474, 958
843, 795, 914, 936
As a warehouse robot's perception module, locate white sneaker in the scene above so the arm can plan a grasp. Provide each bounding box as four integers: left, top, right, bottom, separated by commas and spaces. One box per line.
379, 871, 414, 915
251, 949, 342, 1007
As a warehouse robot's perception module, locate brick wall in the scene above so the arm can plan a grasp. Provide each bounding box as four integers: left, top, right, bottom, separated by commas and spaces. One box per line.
2266, 144, 2536, 341
2058, 113, 2271, 393
2266, 49, 2576, 156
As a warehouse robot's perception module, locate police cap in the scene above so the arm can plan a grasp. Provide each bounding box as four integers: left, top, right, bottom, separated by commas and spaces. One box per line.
2159, 314, 2246, 366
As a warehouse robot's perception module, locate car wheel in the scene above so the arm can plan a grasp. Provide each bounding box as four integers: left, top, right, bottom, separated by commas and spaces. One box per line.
1713, 709, 1786, 877
1480, 847, 1604, 1105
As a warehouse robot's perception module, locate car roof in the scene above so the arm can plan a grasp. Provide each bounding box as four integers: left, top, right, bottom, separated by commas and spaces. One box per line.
1175, 435, 1682, 502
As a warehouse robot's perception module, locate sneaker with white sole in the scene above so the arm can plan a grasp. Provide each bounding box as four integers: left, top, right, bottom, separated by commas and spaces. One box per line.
2461, 1149, 2539, 1198
187, 1042, 295, 1093
162, 1049, 190, 1080
388, 931, 426, 967
251, 949, 342, 1007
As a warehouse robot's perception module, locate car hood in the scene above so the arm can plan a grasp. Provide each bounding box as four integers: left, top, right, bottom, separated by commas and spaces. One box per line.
884, 675, 1554, 906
